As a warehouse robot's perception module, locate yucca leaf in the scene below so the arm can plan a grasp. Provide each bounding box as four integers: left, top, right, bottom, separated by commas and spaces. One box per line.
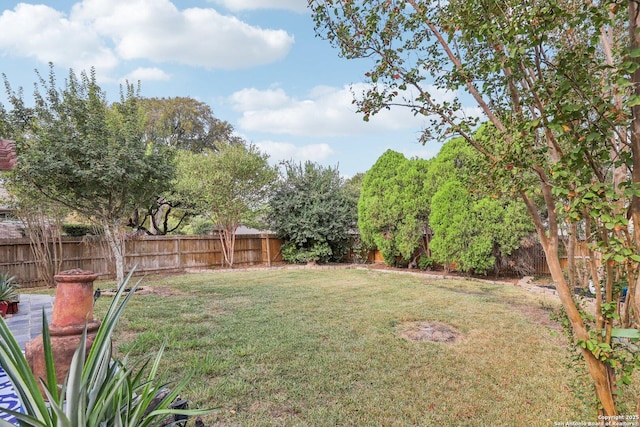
0, 315, 50, 423
0, 408, 49, 427
43, 386, 71, 427
1, 266, 212, 426
88, 363, 134, 426
84, 269, 140, 381
40, 310, 59, 407
64, 326, 87, 425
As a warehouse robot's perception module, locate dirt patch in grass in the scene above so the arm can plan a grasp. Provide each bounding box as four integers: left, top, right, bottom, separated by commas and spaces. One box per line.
510, 303, 561, 330
398, 321, 464, 343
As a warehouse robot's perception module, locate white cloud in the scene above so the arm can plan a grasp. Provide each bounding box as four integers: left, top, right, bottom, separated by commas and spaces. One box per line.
0, 0, 294, 75
120, 67, 171, 83
229, 87, 291, 111
255, 141, 334, 163
0, 3, 118, 75
210, 0, 307, 13
229, 83, 427, 138
72, 0, 294, 69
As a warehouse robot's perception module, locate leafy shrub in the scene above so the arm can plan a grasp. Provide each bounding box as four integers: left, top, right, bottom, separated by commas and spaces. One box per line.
62, 223, 100, 237
349, 236, 372, 264
0, 272, 18, 302
418, 256, 433, 270
281, 241, 333, 264
269, 161, 355, 264
178, 216, 215, 235
358, 150, 430, 266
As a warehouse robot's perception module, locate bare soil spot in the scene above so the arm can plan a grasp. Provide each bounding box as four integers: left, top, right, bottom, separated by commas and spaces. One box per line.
510, 303, 560, 330
398, 321, 463, 343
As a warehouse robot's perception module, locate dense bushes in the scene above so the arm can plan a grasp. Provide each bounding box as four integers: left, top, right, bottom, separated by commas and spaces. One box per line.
269, 162, 355, 264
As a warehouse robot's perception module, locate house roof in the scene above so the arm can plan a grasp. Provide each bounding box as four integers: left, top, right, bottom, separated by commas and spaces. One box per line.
0, 139, 16, 171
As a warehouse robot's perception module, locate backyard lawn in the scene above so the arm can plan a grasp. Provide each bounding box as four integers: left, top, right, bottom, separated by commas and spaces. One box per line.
95, 268, 594, 426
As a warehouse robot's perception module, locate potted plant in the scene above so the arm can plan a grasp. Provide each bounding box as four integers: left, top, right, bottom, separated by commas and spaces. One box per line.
0, 272, 18, 318
0, 268, 212, 426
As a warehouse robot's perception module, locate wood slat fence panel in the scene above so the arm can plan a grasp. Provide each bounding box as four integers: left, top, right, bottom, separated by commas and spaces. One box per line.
0, 233, 586, 288
0, 234, 282, 287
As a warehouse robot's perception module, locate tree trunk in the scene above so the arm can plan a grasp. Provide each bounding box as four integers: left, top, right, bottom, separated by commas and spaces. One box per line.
218, 226, 237, 268
567, 223, 576, 287
102, 220, 125, 285
217, 229, 231, 268
629, 0, 640, 327
521, 186, 618, 416
540, 233, 618, 416
627, 1, 640, 414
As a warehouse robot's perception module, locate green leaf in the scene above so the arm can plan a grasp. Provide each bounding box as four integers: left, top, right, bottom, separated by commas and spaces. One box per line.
611, 328, 640, 339
629, 95, 640, 107
616, 77, 633, 88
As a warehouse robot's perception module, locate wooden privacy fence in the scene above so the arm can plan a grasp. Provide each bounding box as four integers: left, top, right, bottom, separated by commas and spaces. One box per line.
0, 234, 283, 288
0, 233, 591, 288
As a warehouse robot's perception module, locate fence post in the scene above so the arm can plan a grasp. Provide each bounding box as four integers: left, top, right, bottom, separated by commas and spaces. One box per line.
266, 234, 271, 267
176, 237, 182, 269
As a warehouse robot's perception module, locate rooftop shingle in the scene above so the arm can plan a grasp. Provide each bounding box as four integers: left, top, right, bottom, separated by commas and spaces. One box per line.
0, 139, 16, 171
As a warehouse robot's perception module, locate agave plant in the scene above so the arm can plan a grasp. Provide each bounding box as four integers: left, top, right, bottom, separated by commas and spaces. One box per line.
0, 272, 18, 303
0, 269, 211, 426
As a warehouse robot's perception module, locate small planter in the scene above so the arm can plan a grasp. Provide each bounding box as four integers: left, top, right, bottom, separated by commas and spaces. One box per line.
6, 300, 18, 315
0, 301, 8, 318
50, 269, 99, 331
26, 269, 101, 395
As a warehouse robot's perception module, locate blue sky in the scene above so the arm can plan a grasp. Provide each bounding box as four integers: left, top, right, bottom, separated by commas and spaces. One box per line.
0, 0, 445, 177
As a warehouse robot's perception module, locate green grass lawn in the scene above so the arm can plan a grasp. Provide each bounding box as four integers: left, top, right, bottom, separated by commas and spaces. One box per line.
95, 268, 592, 426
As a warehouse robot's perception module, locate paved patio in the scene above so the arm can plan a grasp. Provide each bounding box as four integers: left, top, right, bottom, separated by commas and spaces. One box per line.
3, 294, 55, 349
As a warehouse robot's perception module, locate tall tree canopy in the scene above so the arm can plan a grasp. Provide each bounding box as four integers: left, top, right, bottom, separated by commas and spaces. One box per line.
426, 136, 534, 274
429, 180, 533, 275
269, 161, 355, 264
175, 143, 277, 267
140, 96, 242, 153
128, 96, 243, 235
358, 149, 429, 265
310, 0, 636, 415
2, 66, 174, 284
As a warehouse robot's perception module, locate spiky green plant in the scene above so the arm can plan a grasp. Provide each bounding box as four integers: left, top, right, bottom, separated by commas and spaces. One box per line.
0, 269, 211, 426
0, 272, 18, 303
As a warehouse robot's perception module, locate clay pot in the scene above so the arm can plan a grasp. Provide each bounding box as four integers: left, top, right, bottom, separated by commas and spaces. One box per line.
50, 269, 100, 336
26, 269, 101, 396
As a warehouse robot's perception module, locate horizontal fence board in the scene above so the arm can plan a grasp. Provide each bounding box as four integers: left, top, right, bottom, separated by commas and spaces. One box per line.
0, 234, 283, 287
1, 232, 580, 287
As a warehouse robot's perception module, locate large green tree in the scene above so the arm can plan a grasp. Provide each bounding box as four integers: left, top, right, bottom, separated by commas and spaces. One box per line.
175, 143, 277, 267
129, 96, 243, 235
358, 149, 429, 265
2, 66, 174, 284
140, 96, 242, 153
429, 180, 533, 275
426, 136, 534, 274
424, 136, 482, 205
310, 0, 635, 415
269, 161, 355, 264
